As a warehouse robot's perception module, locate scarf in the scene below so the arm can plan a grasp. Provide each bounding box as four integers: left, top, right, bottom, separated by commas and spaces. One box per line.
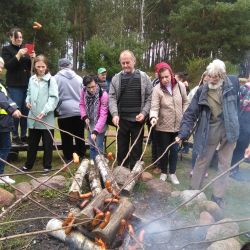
85, 85, 100, 128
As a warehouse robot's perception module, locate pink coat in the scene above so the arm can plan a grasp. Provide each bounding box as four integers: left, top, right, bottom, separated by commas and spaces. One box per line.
79, 89, 108, 134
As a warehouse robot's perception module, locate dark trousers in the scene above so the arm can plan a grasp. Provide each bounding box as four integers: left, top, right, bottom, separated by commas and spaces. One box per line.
8, 87, 29, 138
151, 128, 160, 166
157, 131, 178, 174
25, 129, 54, 170
58, 116, 85, 161
117, 119, 144, 169
0, 132, 11, 174
231, 126, 250, 172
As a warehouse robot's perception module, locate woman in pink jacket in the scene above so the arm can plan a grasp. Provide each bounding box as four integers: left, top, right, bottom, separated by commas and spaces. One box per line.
80, 75, 108, 163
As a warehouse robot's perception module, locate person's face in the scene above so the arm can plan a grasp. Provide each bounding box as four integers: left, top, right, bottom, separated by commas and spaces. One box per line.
35, 61, 47, 77
86, 80, 97, 95
160, 69, 172, 86
120, 54, 135, 73
98, 72, 107, 82
208, 74, 220, 85
203, 75, 210, 84
10, 32, 23, 46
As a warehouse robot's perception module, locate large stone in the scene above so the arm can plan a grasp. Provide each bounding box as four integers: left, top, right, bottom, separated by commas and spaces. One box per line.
199, 211, 215, 225
198, 200, 224, 221
207, 238, 241, 250
140, 172, 153, 182
180, 190, 207, 207
30, 175, 66, 191
0, 187, 14, 206
206, 218, 239, 241
146, 178, 172, 198
14, 182, 33, 200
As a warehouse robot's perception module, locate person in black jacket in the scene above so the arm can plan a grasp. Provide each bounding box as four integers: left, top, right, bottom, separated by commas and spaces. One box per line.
0, 57, 22, 184
1, 28, 35, 144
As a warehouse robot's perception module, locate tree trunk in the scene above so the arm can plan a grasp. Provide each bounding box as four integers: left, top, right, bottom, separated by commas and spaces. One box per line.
88, 165, 102, 197
113, 166, 131, 187
122, 161, 144, 196
75, 189, 112, 228
92, 197, 135, 246
46, 219, 101, 250
95, 155, 120, 193
69, 159, 89, 201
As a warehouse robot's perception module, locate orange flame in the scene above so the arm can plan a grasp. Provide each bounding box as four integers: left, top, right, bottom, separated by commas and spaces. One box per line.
95, 238, 106, 250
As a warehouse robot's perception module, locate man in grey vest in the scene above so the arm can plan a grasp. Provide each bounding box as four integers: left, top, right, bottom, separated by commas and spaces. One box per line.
109, 50, 152, 169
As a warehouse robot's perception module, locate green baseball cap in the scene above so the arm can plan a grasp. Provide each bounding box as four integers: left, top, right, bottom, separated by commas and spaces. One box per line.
97, 67, 107, 74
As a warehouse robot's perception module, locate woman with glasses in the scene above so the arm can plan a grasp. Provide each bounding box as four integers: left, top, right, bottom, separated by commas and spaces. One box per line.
80, 75, 108, 164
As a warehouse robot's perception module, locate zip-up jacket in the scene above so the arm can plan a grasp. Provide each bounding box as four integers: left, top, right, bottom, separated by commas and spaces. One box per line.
178, 76, 239, 155
0, 84, 18, 132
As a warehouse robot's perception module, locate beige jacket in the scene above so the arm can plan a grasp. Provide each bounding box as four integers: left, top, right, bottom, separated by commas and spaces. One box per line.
150, 82, 188, 132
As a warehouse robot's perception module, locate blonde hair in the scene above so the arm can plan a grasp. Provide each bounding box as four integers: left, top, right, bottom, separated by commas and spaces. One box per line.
206, 59, 226, 79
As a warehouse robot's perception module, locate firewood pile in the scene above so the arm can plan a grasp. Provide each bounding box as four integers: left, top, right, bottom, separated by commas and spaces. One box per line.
46, 155, 145, 249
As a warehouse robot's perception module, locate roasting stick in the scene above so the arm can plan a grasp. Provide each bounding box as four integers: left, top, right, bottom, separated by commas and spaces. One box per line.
0, 157, 85, 204
0, 218, 97, 242
138, 124, 153, 162
118, 141, 177, 195
120, 125, 144, 168
150, 216, 250, 234
0, 177, 59, 217
136, 157, 246, 232
0, 159, 75, 219
177, 230, 250, 250
111, 124, 119, 170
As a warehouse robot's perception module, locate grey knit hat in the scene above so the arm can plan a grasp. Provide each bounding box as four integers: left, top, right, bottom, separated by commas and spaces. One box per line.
58, 58, 71, 68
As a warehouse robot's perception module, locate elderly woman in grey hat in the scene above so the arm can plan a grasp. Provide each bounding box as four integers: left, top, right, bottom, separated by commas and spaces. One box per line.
54, 58, 86, 162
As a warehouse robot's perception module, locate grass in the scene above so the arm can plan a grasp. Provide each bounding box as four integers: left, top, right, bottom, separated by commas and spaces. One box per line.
1, 125, 250, 246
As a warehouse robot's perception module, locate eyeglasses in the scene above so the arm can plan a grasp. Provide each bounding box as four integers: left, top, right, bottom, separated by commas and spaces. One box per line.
87, 85, 96, 90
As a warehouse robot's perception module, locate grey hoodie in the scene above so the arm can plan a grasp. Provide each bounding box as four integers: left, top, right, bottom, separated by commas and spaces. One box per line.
54, 68, 83, 118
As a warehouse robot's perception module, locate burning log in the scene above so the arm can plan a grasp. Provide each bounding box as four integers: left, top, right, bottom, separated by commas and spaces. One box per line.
95, 155, 120, 193
92, 197, 135, 246
46, 218, 102, 250
122, 161, 144, 196
75, 189, 112, 228
88, 165, 102, 197
69, 159, 89, 201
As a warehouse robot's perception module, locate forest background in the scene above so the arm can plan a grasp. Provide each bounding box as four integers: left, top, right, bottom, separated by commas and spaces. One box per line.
1, 0, 250, 86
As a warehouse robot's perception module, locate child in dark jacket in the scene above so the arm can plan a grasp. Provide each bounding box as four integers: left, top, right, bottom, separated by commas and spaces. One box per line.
0, 57, 22, 184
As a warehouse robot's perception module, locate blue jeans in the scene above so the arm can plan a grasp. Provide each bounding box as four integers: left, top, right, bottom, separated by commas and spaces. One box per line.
8, 87, 29, 137
0, 132, 11, 174
88, 131, 105, 161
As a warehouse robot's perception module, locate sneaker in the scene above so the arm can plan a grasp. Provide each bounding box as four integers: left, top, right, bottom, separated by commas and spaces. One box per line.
0, 176, 16, 184
42, 169, 50, 175
190, 170, 193, 177
169, 174, 180, 185
159, 173, 167, 181
12, 136, 23, 145
153, 167, 161, 174
21, 136, 28, 144
21, 166, 29, 172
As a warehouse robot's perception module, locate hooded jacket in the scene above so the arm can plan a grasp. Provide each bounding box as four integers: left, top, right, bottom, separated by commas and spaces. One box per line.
54, 68, 82, 118
178, 76, 239, 155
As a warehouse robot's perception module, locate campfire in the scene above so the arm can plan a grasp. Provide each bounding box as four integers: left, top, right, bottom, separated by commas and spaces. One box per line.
46, 155, 145, 249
